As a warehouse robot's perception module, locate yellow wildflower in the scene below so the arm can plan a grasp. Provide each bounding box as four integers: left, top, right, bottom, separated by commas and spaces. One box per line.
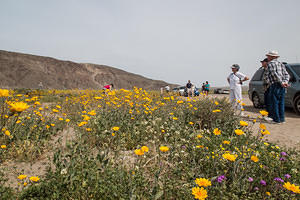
197, 134, 203, 138
78, 121, 87, 127
134, 149, 144, 156
192, 187, 208, 200
261, 130, 270, 135
195, 178, 212, 187
88, 110, 96, 116
223, 140, 230, 145
159, 146, 169, 152
213, 128, 221, 135
283, 182, 300, 194
4, 130, 10, 136
260, 110, 268, 116
0, 89, 10, 97
222, 153, 237, 161
1, 145, 7, 149
251, 155, 259, 162
239, 121, 248, 126
235, 129, 244, 136
259, 123, 266, 130
112, 126, 120, 131
29, 176, 40, 182
8, 101, 29, 113
141, 146, 149, 152
18, 175, 27, 180
212, 109, 221, 113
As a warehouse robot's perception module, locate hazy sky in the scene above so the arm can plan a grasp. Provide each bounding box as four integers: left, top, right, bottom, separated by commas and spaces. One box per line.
1, 0, 300, 87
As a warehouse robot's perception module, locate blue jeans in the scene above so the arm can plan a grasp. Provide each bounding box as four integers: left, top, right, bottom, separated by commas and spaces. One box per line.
264, 87, 273, 118
269, 83, 285, 123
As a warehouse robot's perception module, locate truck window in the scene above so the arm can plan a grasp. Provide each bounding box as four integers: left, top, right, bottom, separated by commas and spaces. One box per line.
251, 69, 264, 81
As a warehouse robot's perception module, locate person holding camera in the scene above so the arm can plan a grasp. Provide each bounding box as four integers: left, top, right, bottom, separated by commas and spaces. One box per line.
227, 64, 249, 115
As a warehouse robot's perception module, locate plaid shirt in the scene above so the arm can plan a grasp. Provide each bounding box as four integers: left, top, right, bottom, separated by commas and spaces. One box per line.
262, 68, 270, 91
265, 59, 290, 85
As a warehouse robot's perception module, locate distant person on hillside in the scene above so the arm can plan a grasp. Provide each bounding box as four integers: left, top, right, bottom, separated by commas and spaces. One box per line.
204, 81, 210, 96
227, 64, 249, 116
186, 80, 192, 97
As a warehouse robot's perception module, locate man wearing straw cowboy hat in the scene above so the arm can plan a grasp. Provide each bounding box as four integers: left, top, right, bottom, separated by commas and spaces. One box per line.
265, 50, 290, 124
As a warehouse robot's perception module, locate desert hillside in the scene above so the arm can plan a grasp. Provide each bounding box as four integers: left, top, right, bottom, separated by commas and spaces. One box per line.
0, 50, 177, 90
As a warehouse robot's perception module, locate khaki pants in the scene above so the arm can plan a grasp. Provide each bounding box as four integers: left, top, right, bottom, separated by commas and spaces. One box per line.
187, 88, 192, 97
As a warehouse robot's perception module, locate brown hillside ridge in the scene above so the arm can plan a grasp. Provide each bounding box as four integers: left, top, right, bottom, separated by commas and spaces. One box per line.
0, 50, 178, 90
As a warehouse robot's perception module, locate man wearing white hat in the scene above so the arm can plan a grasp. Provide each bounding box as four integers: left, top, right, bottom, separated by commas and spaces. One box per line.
227, 64, 249, 115
265, 50, 290, 123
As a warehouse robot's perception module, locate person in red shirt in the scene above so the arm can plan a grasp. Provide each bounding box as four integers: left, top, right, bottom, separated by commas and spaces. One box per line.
103, 83, 114, 91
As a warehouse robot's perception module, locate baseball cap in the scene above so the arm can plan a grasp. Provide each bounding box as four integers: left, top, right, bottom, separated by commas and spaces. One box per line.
231, 64, 240, 70
260, 58, 268, 63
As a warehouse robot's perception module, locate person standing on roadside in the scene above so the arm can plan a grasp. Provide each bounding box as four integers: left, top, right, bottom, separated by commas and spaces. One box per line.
186, 80, 192, 97
261, 58, 273, 120
201, 83, 205, 93
204, 81, 210, 96
165, 85, 170, 93
265, 51, 290, 123
227, 64, 249, 116
191, 84, 196, 97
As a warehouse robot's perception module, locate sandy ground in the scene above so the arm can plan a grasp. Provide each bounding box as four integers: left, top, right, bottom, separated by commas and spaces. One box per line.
211, 94, 300, 149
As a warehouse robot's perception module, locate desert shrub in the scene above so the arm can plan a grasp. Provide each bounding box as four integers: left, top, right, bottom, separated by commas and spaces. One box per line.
19, 142, 151, 200
0, 169, 15, 200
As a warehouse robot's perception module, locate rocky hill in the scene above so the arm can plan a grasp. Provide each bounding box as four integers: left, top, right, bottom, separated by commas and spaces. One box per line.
0, 50, 177, 90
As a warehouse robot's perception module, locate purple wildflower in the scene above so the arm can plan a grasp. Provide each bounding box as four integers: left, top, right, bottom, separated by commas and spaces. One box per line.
279, 157, 286, 161
248, 177, 254, 182
217, 175, 226, 183
280, 152, 287, 156
260, 180, 267, 186
254, 187, 259, 191
284, 174, 291, 179
274, 177, 284, 183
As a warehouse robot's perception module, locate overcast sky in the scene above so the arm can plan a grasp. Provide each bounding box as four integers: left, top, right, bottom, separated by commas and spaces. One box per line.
1, 0, 300, 87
